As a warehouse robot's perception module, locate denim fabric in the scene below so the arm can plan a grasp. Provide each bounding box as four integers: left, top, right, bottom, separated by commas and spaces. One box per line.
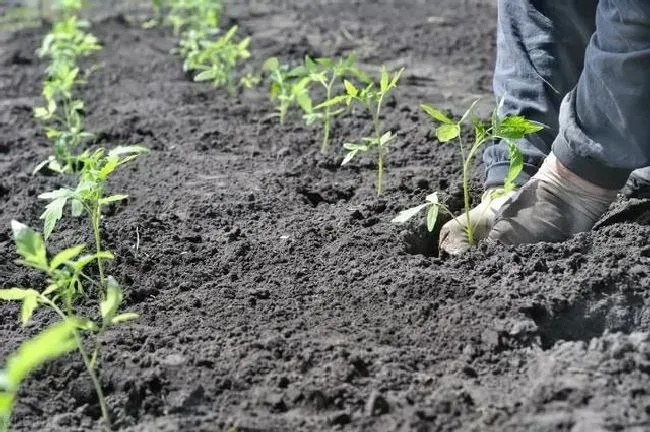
484, 0, 650, 190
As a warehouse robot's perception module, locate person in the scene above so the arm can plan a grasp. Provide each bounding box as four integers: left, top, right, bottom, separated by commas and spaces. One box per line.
439, 0, 650, 255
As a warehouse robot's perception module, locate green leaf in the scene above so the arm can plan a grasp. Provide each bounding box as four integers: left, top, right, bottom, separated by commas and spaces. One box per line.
98, 195, 128, 205
343, 142, 369, 151
379, 131, 395, 146
380, 68, 389, 92
390, 68, 405, 88
459, 98, 481, 124
314, 95, 347, 110
38, 188, 72, 200
33, 107, 49, 119
436, 124, 461, 143
110, 313, 139, 325
40, 197, 68, 240
0, 288, 39, 302
315, 57, 334, 68
100, 277, 123, 321
4, 320, 77, 392
287, 66, 307, 78
71, 199, 84, 217
42, 284, 59, 296
305, 55, 316, 73
295, 92, 312, 114
20, 294, 38, 326
497, 115, 544, 140
50, 245, 85, 270
391, 203, 429, 224
425, 193, 440, 232
32, 158, 51, 175
108, 145, 149, 157
263, 57, 279, 71
341, 150, 358, 166
344, 80, 358, 97
74, 251, 114, 271
421, 104, 454, 124
11, 221, 47, 270
194, 69, 216, 82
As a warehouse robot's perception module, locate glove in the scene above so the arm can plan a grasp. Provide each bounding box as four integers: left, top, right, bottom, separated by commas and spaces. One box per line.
439, 188, 517, 255
622, 167, 650, 199
488, 153, 617, 245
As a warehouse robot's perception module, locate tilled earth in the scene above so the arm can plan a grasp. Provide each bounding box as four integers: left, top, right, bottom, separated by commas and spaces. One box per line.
2, 1, 650, 431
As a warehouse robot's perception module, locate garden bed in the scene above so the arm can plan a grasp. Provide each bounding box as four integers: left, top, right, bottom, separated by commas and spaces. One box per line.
2, 0, 650, 430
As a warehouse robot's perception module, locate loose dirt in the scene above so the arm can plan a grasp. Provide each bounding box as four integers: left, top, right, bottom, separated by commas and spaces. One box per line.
2, 1, 650, 431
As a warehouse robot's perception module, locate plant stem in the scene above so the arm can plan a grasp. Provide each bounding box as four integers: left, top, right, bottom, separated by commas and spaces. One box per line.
91, 203, 105, 288
321, 76, 336, 153
462, 159, 473, 244
45, 298, 111, 430
73, 329, 111, 430
374, 97, 384, 196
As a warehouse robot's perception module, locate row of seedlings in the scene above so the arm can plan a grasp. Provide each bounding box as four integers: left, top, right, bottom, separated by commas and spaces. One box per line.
0, 1, 147, 431
149, 3, 544, 245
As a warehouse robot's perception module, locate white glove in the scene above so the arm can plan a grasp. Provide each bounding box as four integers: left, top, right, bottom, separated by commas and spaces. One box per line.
488, 153, 617, 245
439, 189, 517, 255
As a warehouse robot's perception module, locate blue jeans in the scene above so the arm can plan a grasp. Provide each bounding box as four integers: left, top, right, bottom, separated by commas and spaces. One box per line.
483, 0, 650, 190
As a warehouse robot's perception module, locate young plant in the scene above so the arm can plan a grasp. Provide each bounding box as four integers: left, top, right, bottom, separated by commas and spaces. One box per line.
261, 57, 312, 125
37, 15, 101, 78
33, 66, 94, 173
0, 221, 139, 431
183, 25, 251, 95
167, 0, 223, 36
392, 100, 543, 245
294, 54, 368, 152
38, 145, 149, 286
34, 14, 101, 173
320, 67, 405, 195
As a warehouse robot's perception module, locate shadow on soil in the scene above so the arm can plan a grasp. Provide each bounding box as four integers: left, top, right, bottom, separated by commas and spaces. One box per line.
523, 292, 649, 350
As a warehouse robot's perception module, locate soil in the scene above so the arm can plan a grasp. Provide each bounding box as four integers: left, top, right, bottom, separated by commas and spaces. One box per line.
2, 1, 650, 431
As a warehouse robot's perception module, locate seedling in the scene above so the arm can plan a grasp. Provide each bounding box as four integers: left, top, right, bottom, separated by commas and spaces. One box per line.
392, 100, 543, 245
34, 14, 101, 173
37, 15, 101, 78
0, 221, 139, 431
33, 67, 94, 173
293, 54, 368, 152
38, 145, 149, 286
319, 67, 404, 195
167, 0, 223, 36
183, 25, 251, 95
262, 57, 312, 125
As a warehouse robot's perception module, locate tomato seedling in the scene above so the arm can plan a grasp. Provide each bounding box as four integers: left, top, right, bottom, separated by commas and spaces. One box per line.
291, 54, 368, 152
167, 0, 223, 36
33, 67, 94, 173
320, 67, 404, 195
189, 25, 251, 95
38, 145, 149, 285
392, 100, 543, 245
37, 15, 101, 78
261, 57, 312, 125
0, 221, 139, 431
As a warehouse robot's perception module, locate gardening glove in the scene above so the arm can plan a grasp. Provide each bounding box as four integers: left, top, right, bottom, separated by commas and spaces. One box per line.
438, 188, 517, 255
622, 167, 650, 199
488, 152, 618, 245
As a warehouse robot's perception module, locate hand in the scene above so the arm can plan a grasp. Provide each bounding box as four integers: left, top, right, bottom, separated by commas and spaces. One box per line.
488, 153, 617, 245
439, 189, 516, 255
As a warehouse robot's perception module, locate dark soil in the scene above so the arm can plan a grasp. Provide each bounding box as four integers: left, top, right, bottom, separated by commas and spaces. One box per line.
2, 1, 650, 431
